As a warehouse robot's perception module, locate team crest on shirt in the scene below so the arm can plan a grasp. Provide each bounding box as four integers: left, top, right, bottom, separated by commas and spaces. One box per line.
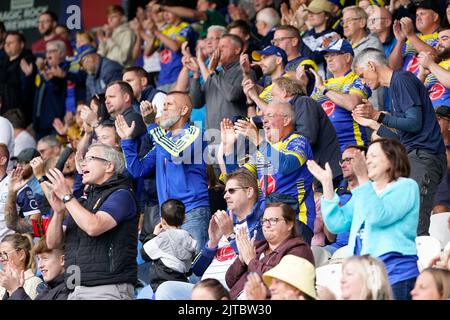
429, 83, 445, 100
406, 56, 420, 74
160, 49, 172, 64
259, 174, 276, 195
322, 100, 336, 116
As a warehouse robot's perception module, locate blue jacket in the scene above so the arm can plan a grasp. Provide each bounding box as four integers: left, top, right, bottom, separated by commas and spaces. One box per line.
321, 178, 419, 257
191, 199, 265, 277
121, 123, 209, 213
86, 57, 123, 102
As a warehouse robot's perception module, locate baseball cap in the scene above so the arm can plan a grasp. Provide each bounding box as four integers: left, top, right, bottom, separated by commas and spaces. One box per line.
320, 39, 354, 56
435, 105, 450, 121
305, 0, 333, 14
263, 255, 317, 299
72, 44, 97, 64
416, 0, 441, 15
252, 46, 288, 66
11, 148, 40, 163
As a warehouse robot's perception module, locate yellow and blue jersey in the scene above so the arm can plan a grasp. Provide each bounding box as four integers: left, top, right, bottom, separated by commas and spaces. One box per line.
233, 133, 316, 231
258, 73, 291, 104
424, 60, 450, 109
402, 32, 439, 76
158, 22, 191, 85
311, 71, 370, 151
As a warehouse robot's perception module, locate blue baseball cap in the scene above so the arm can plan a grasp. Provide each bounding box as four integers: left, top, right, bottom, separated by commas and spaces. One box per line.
252, 46, 288, 66
320, 39, 354, 56
72, 44, 97, 64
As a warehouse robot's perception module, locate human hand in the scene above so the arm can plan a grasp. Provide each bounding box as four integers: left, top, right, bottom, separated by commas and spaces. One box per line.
47, 168, 72, 200
8, 168, 27, 194
309, 68, 325, 91
35, 57, 45, 71
280, 2, 294, 26
220, 118, 238, 156
207, 214, 221, 248
213, 210, 234, 238
115, 114, 135, 140
417, 51, 436, 69
352, 110, 381, 130
240, 53, 251, 75
0, 261, 24, 293
244, 272, 267, 300
353, 99, 378, 120
53, 118, 67, 136
393, 20, 406, 42
399, 17, 414, 38
242, 78, 258, 100
80, 105, 98, 128
153, 222, 164, 236
49, 65, 66, 78
235, 226, 256, 265
208, 49, 220, 71
140, 100, 157, 125
20, 59, 33, 76
316, 285, 337, 300
306, 160, 333, 187
351, 150, 369, 184
74, 150, 83, 175
234, 119, 261, 146
30, 156, 46, 179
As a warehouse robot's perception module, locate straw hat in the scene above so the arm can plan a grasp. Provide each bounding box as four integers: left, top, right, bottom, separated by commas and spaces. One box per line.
263, 255, 316, 299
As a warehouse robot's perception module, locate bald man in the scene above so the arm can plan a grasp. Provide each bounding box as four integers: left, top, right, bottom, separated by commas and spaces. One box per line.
117, 91, 210, 253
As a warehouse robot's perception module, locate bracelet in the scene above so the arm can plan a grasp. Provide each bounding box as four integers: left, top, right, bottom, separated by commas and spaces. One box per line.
376, 112, 386, 124
246, 101, 256, 107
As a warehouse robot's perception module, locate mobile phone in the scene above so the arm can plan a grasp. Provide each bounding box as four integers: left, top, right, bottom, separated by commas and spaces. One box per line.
231, 115, 247, 124
252, 116, 264, 130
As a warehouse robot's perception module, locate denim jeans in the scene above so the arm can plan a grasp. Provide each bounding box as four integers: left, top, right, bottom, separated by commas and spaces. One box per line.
182, 206, 210, 254
391, 277, 416, 300
154, 281, 195, 300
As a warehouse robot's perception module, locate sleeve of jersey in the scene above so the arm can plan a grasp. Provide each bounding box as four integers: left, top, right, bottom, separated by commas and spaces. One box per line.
349, 77, 371, 99
17, 188, 41, 217
175, 26, 189, 43
320, 193, 353, 234
259, 140, 307, 175
298, 59, 318, 72
149, 126, 200, 158
121, 138, 155, 178
192, 244, 217, 277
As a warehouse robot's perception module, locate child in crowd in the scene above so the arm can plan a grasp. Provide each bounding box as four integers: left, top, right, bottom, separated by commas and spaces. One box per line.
141, 199, 197, 292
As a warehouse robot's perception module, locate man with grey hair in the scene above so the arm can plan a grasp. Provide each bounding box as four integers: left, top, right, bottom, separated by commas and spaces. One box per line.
44, 142, 138, 300
352, 47, 446, 236
37, 135, 61, 161
343, 5, 385, 111
220, 101, 316, 244
255, 7, 280, 48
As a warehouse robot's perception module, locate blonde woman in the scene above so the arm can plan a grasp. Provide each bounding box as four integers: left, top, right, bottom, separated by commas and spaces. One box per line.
411, 268, 450, 300
0, 234, 43, 299
340, 255, 393, 300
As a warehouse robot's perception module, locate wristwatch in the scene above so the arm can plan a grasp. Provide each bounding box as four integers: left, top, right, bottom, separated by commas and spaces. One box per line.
38, 176, 49, 184
376, 112, 386, 124
62, 193, 74, 204
227, 232, 236, 242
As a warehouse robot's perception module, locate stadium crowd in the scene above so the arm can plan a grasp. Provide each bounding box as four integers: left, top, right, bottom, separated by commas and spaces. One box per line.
0, 0, 449, 301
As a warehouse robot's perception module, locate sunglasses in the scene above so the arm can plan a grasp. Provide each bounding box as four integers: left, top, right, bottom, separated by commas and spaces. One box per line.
223, 187, 249, 195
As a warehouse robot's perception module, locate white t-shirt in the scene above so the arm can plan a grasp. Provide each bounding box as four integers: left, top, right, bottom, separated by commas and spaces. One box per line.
0, 117, 15, 172
0, 175, 14, 240
14, 130, 36, 157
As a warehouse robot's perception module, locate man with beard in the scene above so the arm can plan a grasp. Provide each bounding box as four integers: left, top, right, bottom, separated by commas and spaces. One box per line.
352, 48, 446, 236
116, 91, 210, 253
31, 11, 73, 67
417, 29, 450, 109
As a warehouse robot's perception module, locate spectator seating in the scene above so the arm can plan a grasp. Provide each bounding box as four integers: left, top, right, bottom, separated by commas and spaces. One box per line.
429, 212, 450, 250
416, 236, 442, 271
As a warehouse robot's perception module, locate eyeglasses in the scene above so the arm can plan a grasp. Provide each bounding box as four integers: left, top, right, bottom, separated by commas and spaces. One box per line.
339, 157, 354, 166
81, 156, 110, 165
367, 17, 389, 24
342, 17, 362, 26
271, 37, 295, 45
262, 113, 287, 120
224, 187, 249, 195
0, 249, 18, 261
260, 217, 286, 226
205, 37, 221, 42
